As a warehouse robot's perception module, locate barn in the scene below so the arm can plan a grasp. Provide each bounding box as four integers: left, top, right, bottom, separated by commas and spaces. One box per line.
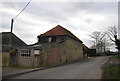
17, 25, 85, 68
1, 32, 27, 66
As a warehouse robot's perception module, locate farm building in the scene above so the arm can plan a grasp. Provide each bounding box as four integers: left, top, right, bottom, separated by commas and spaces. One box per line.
1, 32, 27, 66
16, 25, 86, 68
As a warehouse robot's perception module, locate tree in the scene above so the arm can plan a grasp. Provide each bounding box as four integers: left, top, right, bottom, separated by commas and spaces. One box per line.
107, 26, 117, 42
100, 36, 112, 52
115, 39, 120, 51
107, 26, 120, 51
89, 31, 106, 53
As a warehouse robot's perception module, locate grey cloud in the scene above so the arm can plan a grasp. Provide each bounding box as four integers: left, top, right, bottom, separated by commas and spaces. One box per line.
9, 2, 77, 22
70, 2, 117, 14
27, 3, 71, 22
2, 2, 15, 9
1, 2, 118, 47
65, 24, 78, 30
85, 18, 92, 24
2, 24, 10, 30
29, 2, 117, 25
3, 2, 117, 25
14, 31, 37, 44
2, 2, 31, 12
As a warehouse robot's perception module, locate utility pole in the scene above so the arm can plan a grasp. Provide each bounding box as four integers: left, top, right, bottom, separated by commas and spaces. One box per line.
9, 0, 31, 51
9, 19, 14, 66
9, 0, 32, 51
8, 0, 31, 66
11, 19, 14, 33
9, 19, 14, 52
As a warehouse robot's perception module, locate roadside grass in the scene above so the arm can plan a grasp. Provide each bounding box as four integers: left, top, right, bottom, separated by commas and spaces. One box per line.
111, 55, 120, 59
102, 55, 120, 80
105, 64, 120, 80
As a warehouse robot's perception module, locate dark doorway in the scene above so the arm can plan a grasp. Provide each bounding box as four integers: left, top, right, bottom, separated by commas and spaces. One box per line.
66, 58, 68, 63
10, 49, 18, 66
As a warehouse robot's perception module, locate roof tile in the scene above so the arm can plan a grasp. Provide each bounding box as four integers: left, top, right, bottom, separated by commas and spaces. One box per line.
44, 25, 82, 43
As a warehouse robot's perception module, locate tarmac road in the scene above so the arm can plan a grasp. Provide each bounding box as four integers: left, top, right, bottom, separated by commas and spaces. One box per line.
12, 56, 110, 79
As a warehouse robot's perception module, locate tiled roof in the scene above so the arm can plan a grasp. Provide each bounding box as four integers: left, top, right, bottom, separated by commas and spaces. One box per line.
43, 25, 82, 43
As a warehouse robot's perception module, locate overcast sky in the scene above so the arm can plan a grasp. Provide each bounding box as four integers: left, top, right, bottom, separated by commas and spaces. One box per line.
1, 1, 118, 51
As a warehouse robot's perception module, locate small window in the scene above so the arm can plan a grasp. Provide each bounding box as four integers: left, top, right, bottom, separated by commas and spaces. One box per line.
20, 49, 31, 58
52, 37, 56, 42
48, 37, 52, 42
34, 50, 40, 55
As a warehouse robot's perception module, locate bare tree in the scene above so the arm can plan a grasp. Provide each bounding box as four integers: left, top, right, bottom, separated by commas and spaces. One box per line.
107, 26, 120, 51
89, 31, 106, 53
90, 26, 119, 54
107, 26, 117, 42
101, 37, 112, 52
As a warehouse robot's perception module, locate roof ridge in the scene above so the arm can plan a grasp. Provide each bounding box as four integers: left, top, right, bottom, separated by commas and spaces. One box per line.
44, 25, 63, 34
43, 25, 83, 43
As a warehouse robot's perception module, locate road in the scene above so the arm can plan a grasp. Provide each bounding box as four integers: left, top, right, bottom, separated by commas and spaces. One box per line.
12, 56, 109, 79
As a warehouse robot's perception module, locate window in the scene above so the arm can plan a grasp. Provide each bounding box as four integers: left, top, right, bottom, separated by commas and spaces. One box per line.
52, 37, 56, 42
48, 37, 52, 42
20, 49, 31, 58
34, 50, 40, 55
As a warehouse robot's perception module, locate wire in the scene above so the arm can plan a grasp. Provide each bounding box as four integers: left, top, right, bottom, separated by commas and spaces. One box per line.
13, 0, 32, 19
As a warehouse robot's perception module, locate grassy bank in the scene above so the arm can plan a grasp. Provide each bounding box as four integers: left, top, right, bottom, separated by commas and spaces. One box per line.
111, 55, 120, 59
105, 64, 120, 80
103, 55, 120, 80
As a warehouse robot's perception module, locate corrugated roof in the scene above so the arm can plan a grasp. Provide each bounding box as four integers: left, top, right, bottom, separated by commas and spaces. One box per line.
43, 25, 82, 43
1, 32, 28, 52
1, 32, 27, 46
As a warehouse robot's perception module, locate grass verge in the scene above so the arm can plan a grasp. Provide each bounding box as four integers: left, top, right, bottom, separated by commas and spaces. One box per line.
111, 55, 120, 59
104, 64, 120, 80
